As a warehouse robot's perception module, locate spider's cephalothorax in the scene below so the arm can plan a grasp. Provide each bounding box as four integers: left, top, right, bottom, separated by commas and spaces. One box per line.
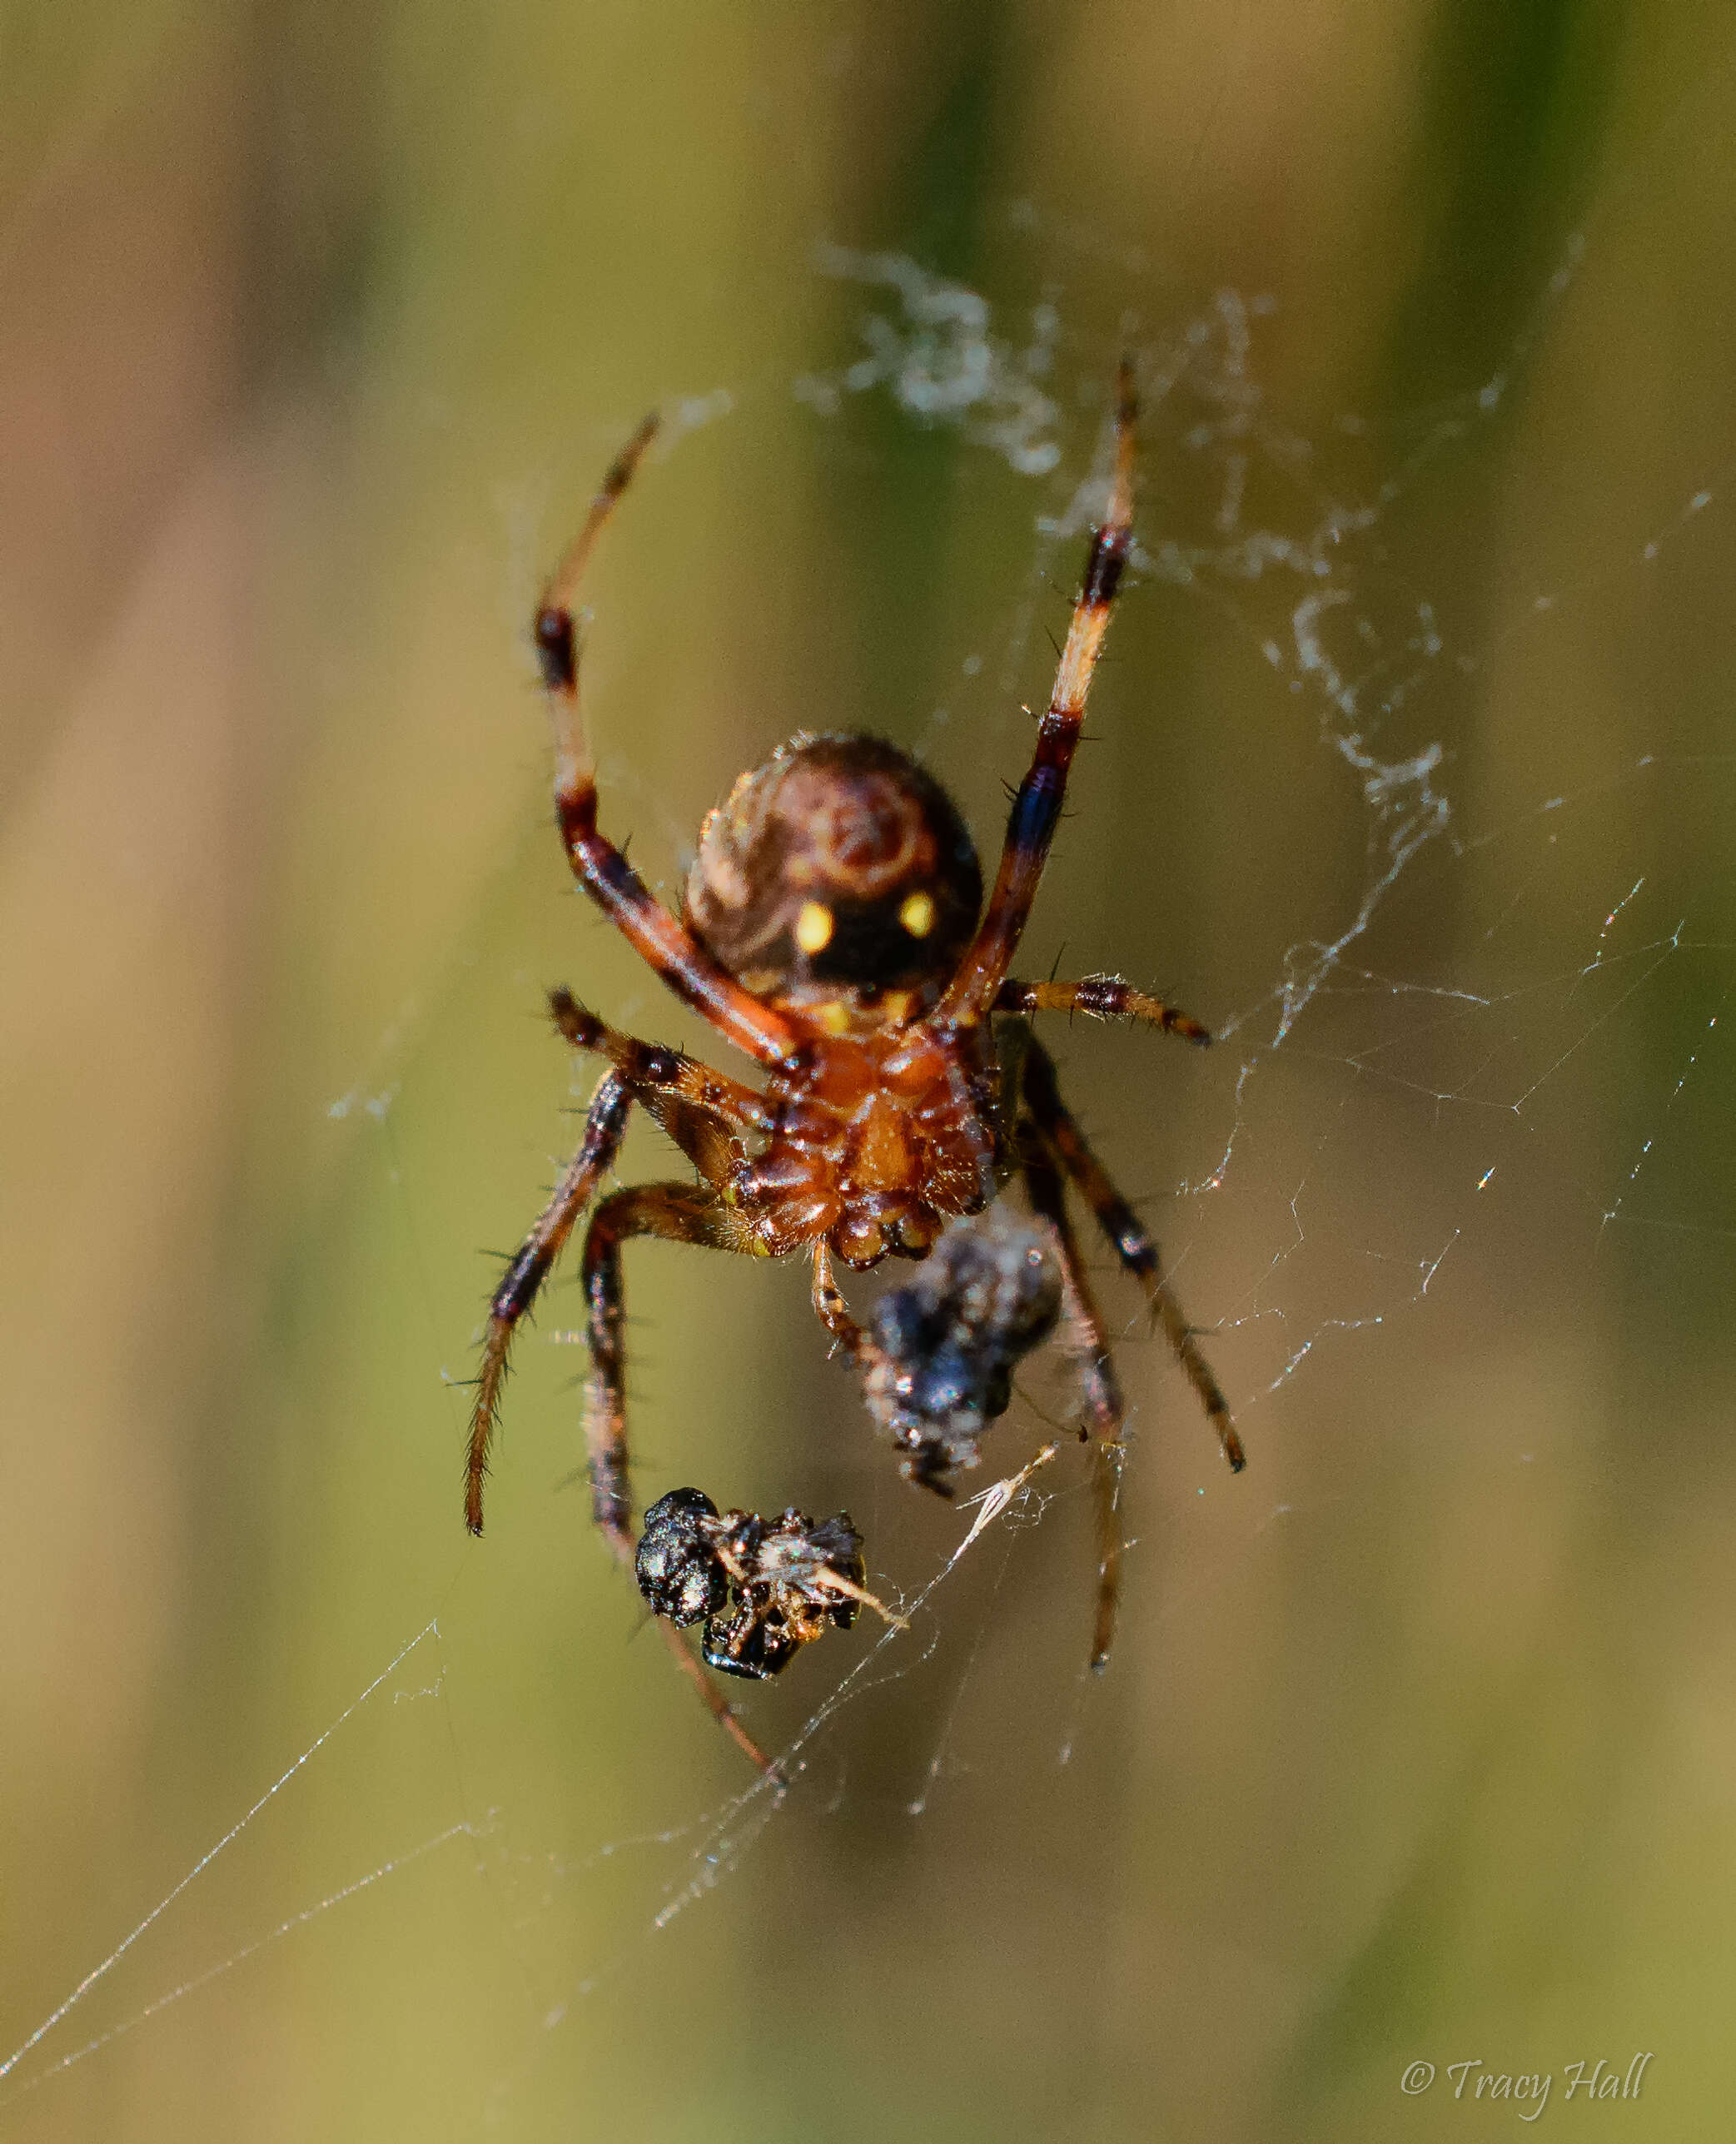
465, 371, 1244, 1776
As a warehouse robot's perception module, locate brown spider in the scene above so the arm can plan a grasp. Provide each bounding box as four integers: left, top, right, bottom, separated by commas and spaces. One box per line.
465, 366, 1243, 1773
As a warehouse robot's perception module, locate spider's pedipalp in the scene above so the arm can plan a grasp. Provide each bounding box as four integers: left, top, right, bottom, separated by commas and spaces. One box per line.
993, 973, 1212, 1044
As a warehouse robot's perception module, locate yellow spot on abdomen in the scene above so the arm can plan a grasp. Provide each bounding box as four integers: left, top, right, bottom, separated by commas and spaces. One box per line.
898, 890, 936, 938
795, 901, 834, 953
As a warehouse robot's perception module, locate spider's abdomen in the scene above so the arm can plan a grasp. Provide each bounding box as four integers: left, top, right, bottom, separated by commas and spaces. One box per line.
684, 734, 982, 1025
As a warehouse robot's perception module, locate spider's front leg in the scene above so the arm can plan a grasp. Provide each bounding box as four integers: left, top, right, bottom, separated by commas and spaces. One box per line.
1001, 1025, 1241, 1672
938, 361, 1140, 1024
546, 986, 770, 1181
532, 415, 803, 1071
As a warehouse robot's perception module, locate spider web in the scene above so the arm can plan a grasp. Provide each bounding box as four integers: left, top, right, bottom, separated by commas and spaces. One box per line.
7, 31, 1736, 2137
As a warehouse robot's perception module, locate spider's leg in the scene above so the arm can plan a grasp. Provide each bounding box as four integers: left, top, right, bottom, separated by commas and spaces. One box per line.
580, 1181, 782, 1776
808, 1239, 893, 1377
993, 974, 1211, 1045
548, 987, 772, 1149
657, 1602, 779, 1778
466, 1072, 632, 1535
533, 424, 801, 1070
1015, 1117, 1128, 1671
1020, 1032, 1244, 1473
580, 1182, 764, 1548
938, 363, 1139, 1023
550, 982, 785, 1220
471, 997, 763, 1537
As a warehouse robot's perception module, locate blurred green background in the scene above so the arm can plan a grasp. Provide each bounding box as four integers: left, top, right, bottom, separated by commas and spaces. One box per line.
3, 2, 1734, 2138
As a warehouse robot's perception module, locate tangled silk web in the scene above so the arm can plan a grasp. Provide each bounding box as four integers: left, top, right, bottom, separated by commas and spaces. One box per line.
11, 192, 1735, 2121
800, 239, 1458, 1049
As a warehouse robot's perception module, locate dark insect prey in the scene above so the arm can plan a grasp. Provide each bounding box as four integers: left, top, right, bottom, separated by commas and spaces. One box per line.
866, 1209, 1063, 1491
635, 1488, 890, 1682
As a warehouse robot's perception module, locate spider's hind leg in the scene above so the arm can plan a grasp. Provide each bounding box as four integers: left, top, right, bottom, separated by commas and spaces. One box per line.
1006, 1025, 1242, 1672
1020, 1032, 1243, 1473
580, 1181, 783, 1777
1014, 1117, 1129, 1672
466, 1072, 633, 1535
579, 1181, 766, 1554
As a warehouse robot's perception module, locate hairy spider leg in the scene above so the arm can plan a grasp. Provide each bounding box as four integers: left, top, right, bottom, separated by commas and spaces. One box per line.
465, 991, 766, 1539
466, 1072, 633, 1536
467, 998, 781, 1768
993, 973, 1212, 1044
1019, 1033, 1245, 1475
533, 414, 802, 1069
580, 1183, 766, 1542
549, 983, 771, 1192
579, 1181, 783, 1775
549, 986, 773, 1136
656, 1597, 779, 1776
938, 362, 1140, 1025
1015, 1115, 1129, 1670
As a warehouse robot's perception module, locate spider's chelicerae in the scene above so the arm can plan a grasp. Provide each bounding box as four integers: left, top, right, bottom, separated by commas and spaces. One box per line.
465, 366, 1243, 1773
